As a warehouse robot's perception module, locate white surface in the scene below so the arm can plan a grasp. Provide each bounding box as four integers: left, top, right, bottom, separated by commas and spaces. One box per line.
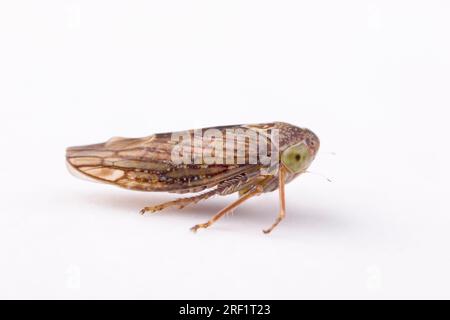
1, 1, 449, 299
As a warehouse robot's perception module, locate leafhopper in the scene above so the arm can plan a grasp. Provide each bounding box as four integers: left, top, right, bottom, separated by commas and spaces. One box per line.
66, 122, 320, 233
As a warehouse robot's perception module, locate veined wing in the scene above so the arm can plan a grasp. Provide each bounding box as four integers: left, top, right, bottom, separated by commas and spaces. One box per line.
66, 123, 277, 193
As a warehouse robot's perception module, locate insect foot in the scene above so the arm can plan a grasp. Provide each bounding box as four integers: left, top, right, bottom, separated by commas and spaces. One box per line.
262, 215, 284, 234
190, 223, 210, 233
139, 206, 163, 215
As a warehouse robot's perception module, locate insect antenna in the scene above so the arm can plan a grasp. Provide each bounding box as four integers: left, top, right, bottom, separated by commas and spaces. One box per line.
305, 171, 333, 183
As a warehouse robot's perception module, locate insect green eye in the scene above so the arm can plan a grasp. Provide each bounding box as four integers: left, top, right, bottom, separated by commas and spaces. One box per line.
281, 143, 311, 173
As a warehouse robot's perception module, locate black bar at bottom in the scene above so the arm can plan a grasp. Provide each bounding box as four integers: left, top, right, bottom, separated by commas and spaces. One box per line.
0, 300, 442, 318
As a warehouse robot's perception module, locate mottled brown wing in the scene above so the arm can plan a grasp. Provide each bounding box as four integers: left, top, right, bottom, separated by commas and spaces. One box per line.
66, 123, 277, 193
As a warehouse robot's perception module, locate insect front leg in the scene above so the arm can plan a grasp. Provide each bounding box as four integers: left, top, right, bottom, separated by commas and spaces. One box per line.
262, 166, 287, 234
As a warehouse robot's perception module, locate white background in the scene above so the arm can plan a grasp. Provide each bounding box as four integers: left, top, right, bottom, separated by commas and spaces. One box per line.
1, 1, 449, 299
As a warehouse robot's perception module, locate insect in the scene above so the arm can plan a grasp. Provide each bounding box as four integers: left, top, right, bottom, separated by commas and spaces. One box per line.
66, 122, 320, 233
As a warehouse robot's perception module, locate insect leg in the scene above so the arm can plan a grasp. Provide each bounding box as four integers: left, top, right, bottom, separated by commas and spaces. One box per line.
139, 189, 218, 215
140, 173, 252, 215
190, 185, 264, 233
263, 166, 286, 234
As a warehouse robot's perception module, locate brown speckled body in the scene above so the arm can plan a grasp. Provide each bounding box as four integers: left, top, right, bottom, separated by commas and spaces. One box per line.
67, 122, 318, 193
66, 122, 320, 233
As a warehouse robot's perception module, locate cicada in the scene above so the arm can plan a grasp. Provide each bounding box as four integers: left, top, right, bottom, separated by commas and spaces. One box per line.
66, 122, 320, 233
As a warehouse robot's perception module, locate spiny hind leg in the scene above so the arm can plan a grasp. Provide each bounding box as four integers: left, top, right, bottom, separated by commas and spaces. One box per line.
190, 185, 264, 233
140, 174, 251, 215
139, 189, 217, 215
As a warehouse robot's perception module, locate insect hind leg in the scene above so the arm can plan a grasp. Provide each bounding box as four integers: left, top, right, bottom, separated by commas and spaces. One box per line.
140, 173, 251, 215
190, 185, 264, 232
139, 189, 218, 215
